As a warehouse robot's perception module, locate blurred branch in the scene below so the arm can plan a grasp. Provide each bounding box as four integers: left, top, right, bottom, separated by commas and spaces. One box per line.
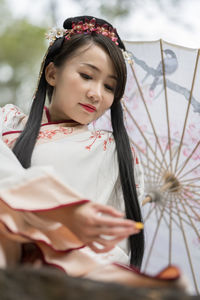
73, 0, 138, 21
0, 16, 46, 109
48, 0, 58, 25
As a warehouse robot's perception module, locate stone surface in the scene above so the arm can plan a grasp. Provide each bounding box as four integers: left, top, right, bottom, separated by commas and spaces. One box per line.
0, 267, 199, 300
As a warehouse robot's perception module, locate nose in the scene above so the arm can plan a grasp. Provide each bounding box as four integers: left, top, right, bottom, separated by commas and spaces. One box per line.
86, 83, 102, 102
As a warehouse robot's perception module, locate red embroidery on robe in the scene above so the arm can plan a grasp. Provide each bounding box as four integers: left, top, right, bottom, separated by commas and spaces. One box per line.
37, 127, 74, 140
85, 131, 113, 151
3, 106, 22, 123
131, 146, 139, 164
3, 137, 17, 148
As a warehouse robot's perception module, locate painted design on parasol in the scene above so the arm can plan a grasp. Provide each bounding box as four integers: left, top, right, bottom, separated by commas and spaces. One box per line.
96, 40, 200, 295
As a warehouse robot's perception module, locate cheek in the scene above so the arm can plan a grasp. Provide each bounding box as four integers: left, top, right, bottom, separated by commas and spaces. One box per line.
104, 95, 114, 110
98, 95, 114, 117
58, 72, 80, 91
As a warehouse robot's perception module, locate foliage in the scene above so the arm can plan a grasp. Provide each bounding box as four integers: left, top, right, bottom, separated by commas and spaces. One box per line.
0, 0, 46, 110
73, 0, 183, 22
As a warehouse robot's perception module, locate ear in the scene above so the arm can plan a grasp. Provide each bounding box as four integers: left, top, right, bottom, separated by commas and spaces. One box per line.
45, 62, 58, 86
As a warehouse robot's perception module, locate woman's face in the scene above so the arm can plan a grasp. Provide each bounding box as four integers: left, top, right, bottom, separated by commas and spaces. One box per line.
46, 43, 117, 124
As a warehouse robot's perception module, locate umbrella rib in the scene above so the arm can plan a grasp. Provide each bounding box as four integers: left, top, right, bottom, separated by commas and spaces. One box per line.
141, 162, 161, 178
155, 204, 161, 223
143, 144, 156, 181
175, 141, 200, 178
183, 189, 200, 198
132, 141, 159, 178
156, 142, 172, 184
152, 142, 162, 184
174, 49, 200, 173
186, 184, 200, 189
127, 59, 168, 169
145, 146, 155, 183
174, 196, 199, 293
157, 199, 172, 265
170, 206, 198, 224
143, 200, 168, 271
163, 202, 193, 226
180, 176, 200, 184
123, 102, 165, 169
143, 204, 156, 223
178, 161, 200, 181
180, 192, 200, 222
160, 39, 172, 172
124, 103, 162, 166
130, 138, 162, 173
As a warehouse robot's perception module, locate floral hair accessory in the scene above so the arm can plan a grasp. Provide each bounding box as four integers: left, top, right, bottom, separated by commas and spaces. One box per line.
45, 28, 67, 45
45, 18, 119, 46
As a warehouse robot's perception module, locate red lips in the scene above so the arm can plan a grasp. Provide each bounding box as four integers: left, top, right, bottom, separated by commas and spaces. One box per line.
79, 103, 97, 112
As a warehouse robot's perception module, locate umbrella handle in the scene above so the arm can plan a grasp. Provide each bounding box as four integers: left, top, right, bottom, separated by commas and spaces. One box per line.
142, 196, 151, 206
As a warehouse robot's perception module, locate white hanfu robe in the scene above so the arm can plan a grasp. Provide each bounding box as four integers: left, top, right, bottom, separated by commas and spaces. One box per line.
0, 104, 144, 276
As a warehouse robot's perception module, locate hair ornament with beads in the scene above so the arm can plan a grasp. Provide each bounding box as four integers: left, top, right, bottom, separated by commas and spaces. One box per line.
45, 18, 119, 46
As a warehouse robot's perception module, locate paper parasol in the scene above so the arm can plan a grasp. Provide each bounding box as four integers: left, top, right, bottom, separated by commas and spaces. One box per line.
92, 39, 200, 294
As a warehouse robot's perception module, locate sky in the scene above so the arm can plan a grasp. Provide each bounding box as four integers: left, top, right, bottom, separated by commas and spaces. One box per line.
5, 0, 200, 49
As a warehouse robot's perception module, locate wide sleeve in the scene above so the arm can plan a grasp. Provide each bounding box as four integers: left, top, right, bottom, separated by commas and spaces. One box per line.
0, 105, 89, 268
0, 104, 26, 135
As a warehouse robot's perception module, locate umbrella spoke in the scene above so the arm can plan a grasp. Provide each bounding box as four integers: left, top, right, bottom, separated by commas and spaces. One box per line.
186, 184, 200, 189
141, 162, 161, 179
155, 204, 162, 223
168, 201, 172, 264
143, 200, 168, 271
182, 189, 200, 198
153, 142, 159, 183
174, 197, 199, 294
145, 143, 152, 180
130, 138, 162, 173
127, 59, 169, 169
156, 142, 172, 184
180, 176, 200, 184
178, 161, 200, 181
163, 203, 194, 227
174, 49, 200, 173
160, 40, 173, 172
176, 141, 200, 178
143, 203, 156, 223
121, 41, 200, 295
123, 102, 165, 170
180, 193, 200, 222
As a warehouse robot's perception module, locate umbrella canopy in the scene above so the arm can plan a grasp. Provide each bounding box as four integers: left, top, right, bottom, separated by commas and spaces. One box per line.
92, 39, 200, 294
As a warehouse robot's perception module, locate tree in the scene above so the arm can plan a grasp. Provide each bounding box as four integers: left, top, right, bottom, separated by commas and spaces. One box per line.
0, 0, 46, 111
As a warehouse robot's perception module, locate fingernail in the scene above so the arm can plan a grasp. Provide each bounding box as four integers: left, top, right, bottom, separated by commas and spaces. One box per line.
135, 222, 144, 230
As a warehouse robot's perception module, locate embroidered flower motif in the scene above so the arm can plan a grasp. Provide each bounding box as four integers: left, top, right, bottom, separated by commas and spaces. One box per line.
85, 131, 114, 151
37, 127, 73, 140
3, 106, 22, 123
3, 137, 17, 148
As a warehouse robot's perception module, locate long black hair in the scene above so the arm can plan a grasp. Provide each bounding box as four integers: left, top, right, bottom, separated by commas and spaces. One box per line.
13, 15, 144, 268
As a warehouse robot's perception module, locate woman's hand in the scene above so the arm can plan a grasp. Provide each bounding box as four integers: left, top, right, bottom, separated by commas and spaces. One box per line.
66, 202, 142, 253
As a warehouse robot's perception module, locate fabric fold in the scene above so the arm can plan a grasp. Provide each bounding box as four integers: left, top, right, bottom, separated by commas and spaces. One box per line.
0, 104, 143, 272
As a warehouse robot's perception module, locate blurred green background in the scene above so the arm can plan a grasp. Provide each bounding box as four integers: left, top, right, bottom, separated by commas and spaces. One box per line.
0, 0, 199, 111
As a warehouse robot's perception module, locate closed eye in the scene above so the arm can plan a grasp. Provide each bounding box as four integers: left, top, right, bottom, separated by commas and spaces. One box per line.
80, 73, 92, 80
105, 84, 115, 93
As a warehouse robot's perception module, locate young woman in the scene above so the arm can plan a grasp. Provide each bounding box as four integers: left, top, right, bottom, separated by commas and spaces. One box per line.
0, 15, 185, 288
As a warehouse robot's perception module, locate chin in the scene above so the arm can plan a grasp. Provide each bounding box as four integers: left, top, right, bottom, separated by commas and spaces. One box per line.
76, 117, 95, 125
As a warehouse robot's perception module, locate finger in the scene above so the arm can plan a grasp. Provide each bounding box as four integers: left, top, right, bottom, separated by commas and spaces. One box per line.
95, 226, 141, 236
95, 215, 138, 228
88, 242, 115, 254
94, 235, 128, 248
80, 226, 139, 243
94, 203, 125, 218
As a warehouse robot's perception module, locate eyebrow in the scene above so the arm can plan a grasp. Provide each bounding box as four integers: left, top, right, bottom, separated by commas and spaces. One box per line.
81, 63, 117, 81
